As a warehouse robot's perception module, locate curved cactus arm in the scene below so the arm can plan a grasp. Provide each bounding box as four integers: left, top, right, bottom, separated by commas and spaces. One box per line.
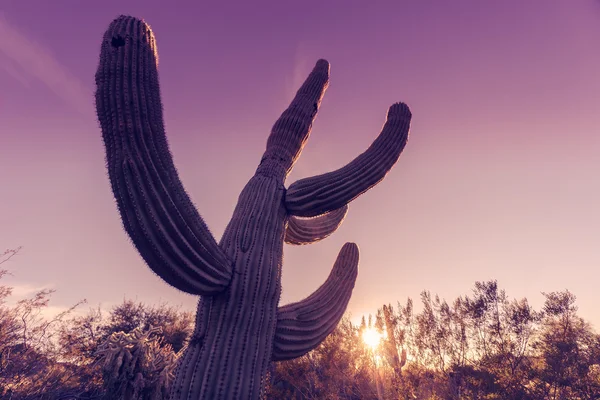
285, 103, 412, 217
271, 243, 359, 361
95, 16, 232, 296
284, 204, 348, 245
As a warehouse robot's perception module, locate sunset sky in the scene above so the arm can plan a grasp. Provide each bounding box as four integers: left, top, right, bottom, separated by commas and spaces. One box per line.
1, 0, 599, 328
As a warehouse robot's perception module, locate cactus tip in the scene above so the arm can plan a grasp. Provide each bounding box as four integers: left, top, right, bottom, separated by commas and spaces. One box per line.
342, 242, 359, 253
315, 58, 330, 72
388, 102, 412, 119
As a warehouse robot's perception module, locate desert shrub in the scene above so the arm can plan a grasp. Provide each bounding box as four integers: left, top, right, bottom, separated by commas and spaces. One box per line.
3, 247, 600, 399
95, 325, 178, 400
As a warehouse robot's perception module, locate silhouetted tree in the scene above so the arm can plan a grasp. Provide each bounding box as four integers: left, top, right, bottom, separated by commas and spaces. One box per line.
530, 290, 600, 399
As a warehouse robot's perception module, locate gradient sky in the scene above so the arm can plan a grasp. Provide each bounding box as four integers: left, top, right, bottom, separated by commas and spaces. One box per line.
1, 0, 600, 328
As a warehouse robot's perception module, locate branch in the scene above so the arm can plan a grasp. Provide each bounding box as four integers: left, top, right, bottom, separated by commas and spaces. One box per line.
258, 59, 330, 180
272, 243, 359, 361
95, 16, 232, 295
0, 246, 22, 266
284, 205, 348, 245
285, 103, 411, 217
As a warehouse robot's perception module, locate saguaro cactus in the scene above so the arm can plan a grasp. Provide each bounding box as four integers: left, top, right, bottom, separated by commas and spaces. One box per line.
95, 15, 412, 400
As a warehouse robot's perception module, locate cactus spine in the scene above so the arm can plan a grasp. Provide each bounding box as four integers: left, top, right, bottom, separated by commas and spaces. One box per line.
95, 15, 412, 399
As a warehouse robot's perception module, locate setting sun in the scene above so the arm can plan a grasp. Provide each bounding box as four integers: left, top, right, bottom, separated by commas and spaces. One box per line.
362, 328, 385, 350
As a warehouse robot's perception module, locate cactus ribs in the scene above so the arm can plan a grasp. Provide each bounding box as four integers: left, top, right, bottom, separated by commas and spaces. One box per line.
95, 15, 412, 400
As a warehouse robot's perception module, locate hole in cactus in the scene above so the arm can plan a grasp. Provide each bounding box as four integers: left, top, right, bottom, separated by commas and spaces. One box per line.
111, 35, 125, 47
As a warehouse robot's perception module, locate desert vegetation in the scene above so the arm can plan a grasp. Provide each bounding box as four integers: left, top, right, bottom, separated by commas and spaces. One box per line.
2, 247, 599, 400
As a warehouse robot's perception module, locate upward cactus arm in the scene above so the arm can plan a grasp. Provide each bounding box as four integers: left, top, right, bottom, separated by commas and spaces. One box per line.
95, 16, 232, 295
259, 60, 330, 177
285, 103, 412, 217
271, 243, 359, 361
284, 205, 348, 245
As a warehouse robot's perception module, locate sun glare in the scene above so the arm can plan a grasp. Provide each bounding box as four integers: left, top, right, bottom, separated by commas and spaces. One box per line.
362, 328, 385, 350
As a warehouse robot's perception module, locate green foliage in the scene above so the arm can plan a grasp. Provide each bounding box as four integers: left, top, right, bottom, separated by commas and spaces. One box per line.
266, 281, 600, 400
0, 248, 192, 399
0, 247, 99, 399
2, 248, 600, 399
95, 326, 178, 400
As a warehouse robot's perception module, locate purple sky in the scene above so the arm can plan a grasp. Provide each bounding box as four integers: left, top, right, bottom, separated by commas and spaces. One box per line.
1, 0, 600, 327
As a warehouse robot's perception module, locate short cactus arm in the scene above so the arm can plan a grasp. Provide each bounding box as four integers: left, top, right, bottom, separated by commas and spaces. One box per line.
285, 103, 412, 217
284, 205, 348, 245
95, 16, 232, 296
271, 243, 359, 361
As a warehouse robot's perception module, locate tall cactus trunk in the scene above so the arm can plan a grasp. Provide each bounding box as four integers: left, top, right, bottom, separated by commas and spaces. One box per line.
171, 177, 285, 399
95, 15, 411, 400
